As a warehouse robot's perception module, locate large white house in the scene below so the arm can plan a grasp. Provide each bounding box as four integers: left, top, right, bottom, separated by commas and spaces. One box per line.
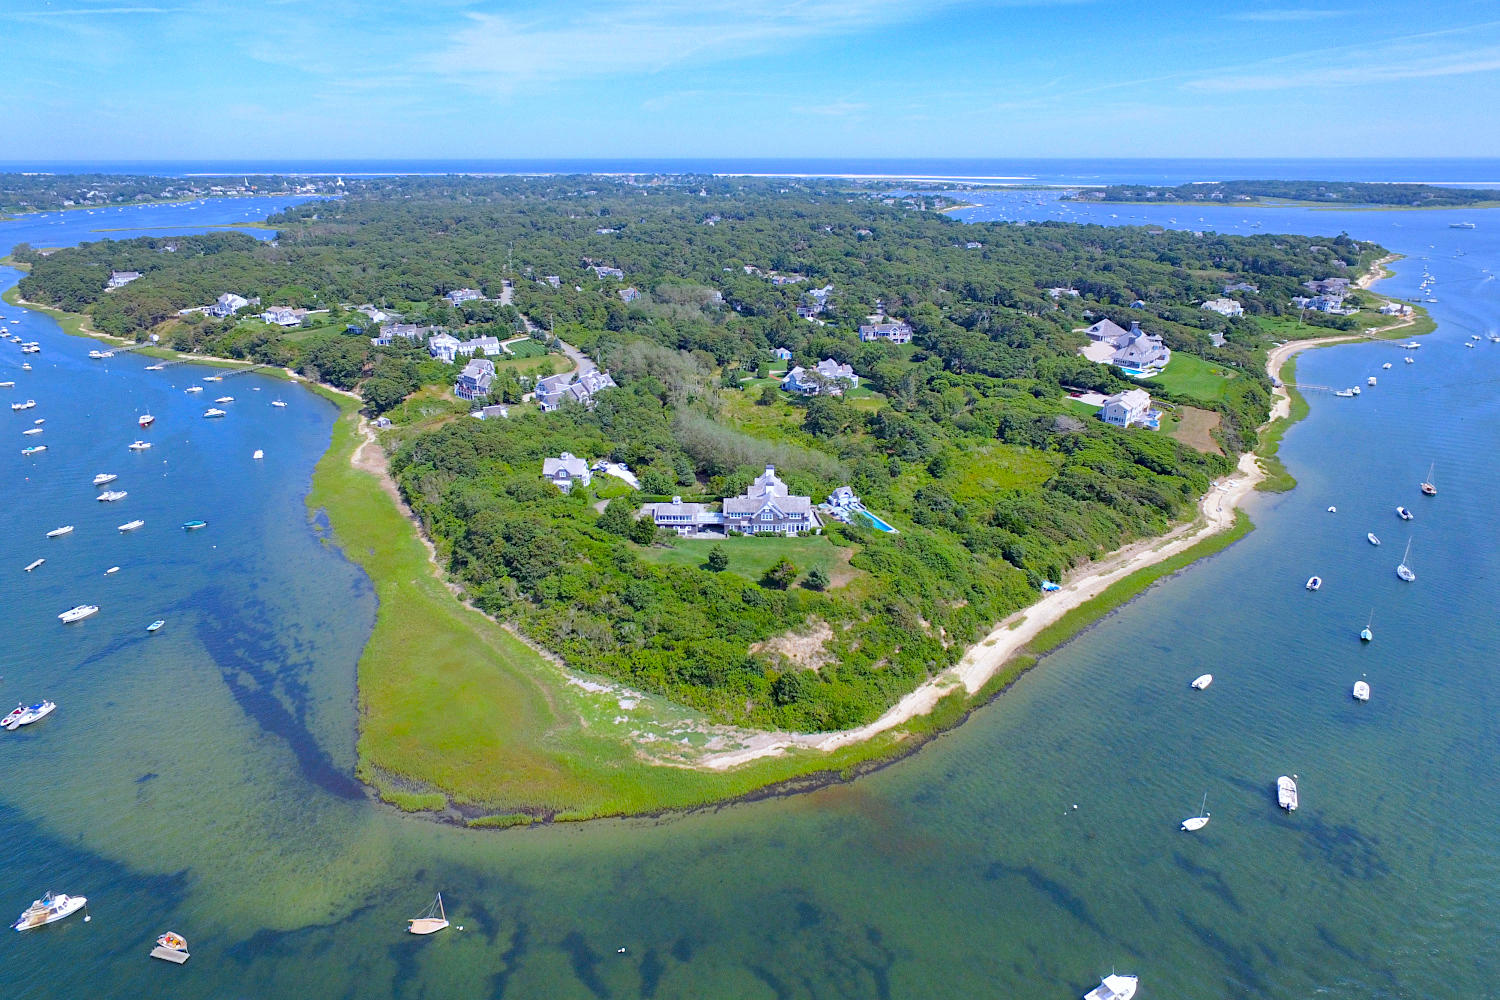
1201, 297, 1244, 318
427, 333, 462, 362
1100, 389, 1155, 428
782, 358, 858, 396
723, 465, 819, 536
208, 293, 250, 318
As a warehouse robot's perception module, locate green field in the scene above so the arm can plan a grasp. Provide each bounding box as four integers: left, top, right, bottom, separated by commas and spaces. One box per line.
503, 337, 546, 358
1148, 351, 1237, 403
636, 532, 852, 587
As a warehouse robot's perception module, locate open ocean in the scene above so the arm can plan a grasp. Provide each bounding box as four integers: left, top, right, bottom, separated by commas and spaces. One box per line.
0, 170, 1497, 998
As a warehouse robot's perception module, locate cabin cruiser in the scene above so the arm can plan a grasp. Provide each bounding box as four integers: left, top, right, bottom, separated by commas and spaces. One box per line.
58, 604, 99, 624
1084, 974, 1138, 1000
21, 445, 45, 456
203, 408, 226, 418
1396, 506, 1413, 521
3, 701, 55, 730
128, 440, 151, 451
45, 525, 73, 538
118, 520, 145, 532
96, 490, 127, 502
11, 399, 35, 411
214, 396, 234, 403
93, 472, 118, 486
10, 892, 85, 931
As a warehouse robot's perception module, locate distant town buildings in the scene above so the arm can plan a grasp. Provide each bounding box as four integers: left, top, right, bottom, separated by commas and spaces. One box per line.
782, 358, 859, 396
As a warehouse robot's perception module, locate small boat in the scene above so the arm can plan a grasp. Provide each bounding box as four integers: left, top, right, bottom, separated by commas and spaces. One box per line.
87, 350, 104, 359
58, 604, 100, 623
1396, 506, 1413, 521
1327, 506, 1337, 513
203, 375, 223, 382
19, 364, 29, 371
1305, 576, 1321, 592
1352, 679, 1371, 702
97, 490, 128, 502
22, 427, 42, 435
1420, 463, 1437, 496
1471, 334, 1483, 341
24, 558, 44, 572
1333, 388, 1355, 398
253, 449, 264, 460
147, 620, 165, 633
0, 381, 12, 387
1367, 532, 1380, 546
21, 445, 46, 456
1397, 539, 1416, 582
203, 408, 226, 418
11, 892, 85, 931
1382, 362, 1392, 370
1367, 376, 1377, 386
1450, 221, 1476, 229
1191, 673, 1213, 690
3, 700, 55, 730
214, 396, 234, 403
185, 386, 203, 393
181, 519, 207, 530
1351, 386, 1361, 395
1404, 356, 1415, 364
1181, 792, 1210, 832
1465, 342, 1475, 348
1360, 610, 1374, 642
105, 566, 119, 575
93, 473, 118, 486
145, 364, 165, 371
1084, 973, 1138, 1000
408, 893, 450, 935
2, 705, 22, 727
11, 399, 36, 411
138, 414, 155, 427
118, 520, 144, 532
46, 525, 73, 538
151, 931, 189, 964
128, 440, 152, 451
1277, 775, 1299, 812
271, 399, 287, 408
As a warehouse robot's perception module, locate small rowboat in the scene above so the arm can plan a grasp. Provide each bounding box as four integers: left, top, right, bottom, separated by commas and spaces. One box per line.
1191, 674, 1213, 690
147, 620, 165, 633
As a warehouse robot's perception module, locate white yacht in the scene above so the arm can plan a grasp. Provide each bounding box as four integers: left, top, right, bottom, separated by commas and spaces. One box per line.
1084, 974, 1138, 1000
215, 395, 234, 403
118, 520, 145, 532
1352, 680, 1371, 702
271, 398, 287, 408
1277, 775, 1299, 811
10, 892, 85, 931
93, 473, 118, 486
11, 399, 36, 411
96, 490, 128, 502
185, 386, 204, 393
128, 440, 152, 451
1191, 673, 1213, 690
46, 525, 73, 538
22, 427, 42, 435
58, 604, 99, 623
203, 408, 226, 418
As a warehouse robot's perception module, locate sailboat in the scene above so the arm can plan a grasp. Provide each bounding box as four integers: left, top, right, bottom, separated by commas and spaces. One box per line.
1181, 793, 1210, 831
1360, 610, 1374, 643
1397, 539, 1416, 582
407, 893, 450, 935
1420, 463, 1437, 496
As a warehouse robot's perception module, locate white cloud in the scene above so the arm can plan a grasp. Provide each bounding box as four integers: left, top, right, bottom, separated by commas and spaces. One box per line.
5, 5, 191, 16
1226, 8, 1345, 22
1188, 42, 1500, 92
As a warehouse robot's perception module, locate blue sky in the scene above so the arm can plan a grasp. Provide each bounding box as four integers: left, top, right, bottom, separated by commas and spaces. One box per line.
5, 0, 1500, 160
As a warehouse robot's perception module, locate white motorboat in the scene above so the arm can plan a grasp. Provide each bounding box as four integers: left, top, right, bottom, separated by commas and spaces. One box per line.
1084, 973, 1138, 1000
1382, 362, 1392, 369
214, 395, 234, 403
1404, 356, 1415, 364
21, 445, 46, 456
19, 363, 29, 371
105, 566, 119, 575
118, 520, 144, 532
1352, 680, 1371, 702
253, 449, 264, 460
1397, 539, 1416, 582
1367, 532, 1380, 546
22, 427, 42, 435
1277, 775, 1299, 811
145, 364, 165, 371
138, 414, 154, 428
203, 408, 226, 418
151, 931, 189, 964
1351, 386, 1361, 395
203, 375, 223, 382
24, 558, 44, 572
1396, 506, 1413, 521
271, 399, 287, 408
185, 386, 203, 393
46, 525, 73, 538
408, 893, 450, 935
3, 700, 54, 730
1181, 793, 1210, 832
1367, 376, 1377, 386
147, 619, 165, 633
87, 350, 104, 359
1333, 388, 1355, 398
128, 440, 151, 451
11, 892, 85, 931
93, 473, 118, 486
1327, 506, 1337, 513
96, 490, 127, 502
58, 604, 99, 624
11, 399, 36, 411
0, 381, 12, 387
1191, 673, 1213, 690
1305, 576, 1321, 591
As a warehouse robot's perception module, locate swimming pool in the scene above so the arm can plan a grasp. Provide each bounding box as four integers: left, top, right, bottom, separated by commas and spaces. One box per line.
859, 509, 898, 533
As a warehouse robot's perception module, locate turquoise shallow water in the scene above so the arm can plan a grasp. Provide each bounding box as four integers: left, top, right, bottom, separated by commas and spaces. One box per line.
1, 193, 1497, 998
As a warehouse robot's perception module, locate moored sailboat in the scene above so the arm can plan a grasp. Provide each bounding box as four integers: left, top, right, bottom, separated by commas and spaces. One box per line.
1360, 610, 1374, 643
1397, 539, 1416, 582
1181, 792, 1210, 832
408, 893, 450, 935
1420, 463, 1437, 496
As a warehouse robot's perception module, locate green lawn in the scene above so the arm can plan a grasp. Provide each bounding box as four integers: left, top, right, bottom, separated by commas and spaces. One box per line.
637, 533, 851, 587
1148, 351, 1237, 403
503, 338, 547, 358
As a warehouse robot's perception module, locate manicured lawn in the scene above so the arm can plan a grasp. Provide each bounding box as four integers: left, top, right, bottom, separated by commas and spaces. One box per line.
1147, 351, 1237, 403
638, 533, 851, 587
503, 338, 546, 358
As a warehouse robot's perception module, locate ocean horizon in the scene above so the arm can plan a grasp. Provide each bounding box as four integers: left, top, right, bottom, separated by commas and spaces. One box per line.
5, 157, 1500, 187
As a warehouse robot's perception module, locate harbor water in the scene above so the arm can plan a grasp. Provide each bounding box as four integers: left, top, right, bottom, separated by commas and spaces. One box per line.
1, 187, 1497, 998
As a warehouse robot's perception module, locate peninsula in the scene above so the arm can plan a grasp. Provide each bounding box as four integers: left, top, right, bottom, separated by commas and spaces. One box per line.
8, 174, 1428, 822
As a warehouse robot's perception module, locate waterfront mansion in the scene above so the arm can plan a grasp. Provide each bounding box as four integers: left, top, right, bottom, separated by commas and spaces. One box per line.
643, 465, 820, 538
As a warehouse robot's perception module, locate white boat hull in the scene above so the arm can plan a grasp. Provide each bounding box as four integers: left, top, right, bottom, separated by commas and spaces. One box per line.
1191, 674, 1212, 690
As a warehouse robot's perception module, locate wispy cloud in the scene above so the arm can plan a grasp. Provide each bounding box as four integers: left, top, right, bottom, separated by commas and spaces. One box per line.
1188, 40, 1500, 92
5, 5, 190, 16
1227, 8, 1344, 21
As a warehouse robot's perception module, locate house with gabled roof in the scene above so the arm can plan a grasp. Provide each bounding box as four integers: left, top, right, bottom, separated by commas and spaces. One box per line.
782, 358, 858, 396
455, 358, 495, 400
534, 369, 617, 411
722, 465, 819, 536
542, 452, 591, 492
